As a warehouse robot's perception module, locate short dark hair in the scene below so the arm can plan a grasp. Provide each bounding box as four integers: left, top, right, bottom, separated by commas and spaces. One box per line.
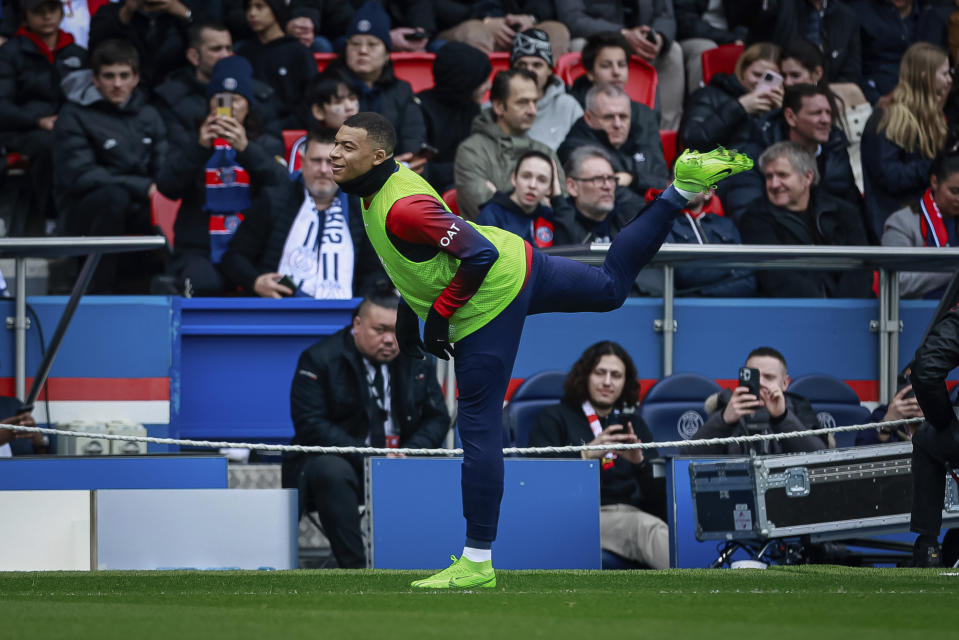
783, 83, 828, 116
489, 68, 537, 106
342, 112, 396, 156
187, 22, 230, 51
512, 149, 553, 178
581, 32, 631, 74
91, 39, 140, 75
353, 281, 399, 319
781, 38, 825, 78
746, 346, 788, 371
931, 150, 959, 183
304, 128, 335, 154
563, 341, 640, 410
305, 73, 356, 109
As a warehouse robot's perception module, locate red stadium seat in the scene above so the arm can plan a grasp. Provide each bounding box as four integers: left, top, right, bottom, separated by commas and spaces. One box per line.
314, 52, 336, 73
442, 188, 459, 215
701, 44, 744, 86
660, 130, 678, 172
554, 52, 657, 108
282, 129, 306, 172
391, 52, 436, 92
150, 191, 181, 248
4, 151, 28, 176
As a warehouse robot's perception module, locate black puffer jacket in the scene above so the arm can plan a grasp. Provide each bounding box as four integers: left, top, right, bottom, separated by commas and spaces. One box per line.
0, 29, 87, 143
287, 326, 450, 458
679, 73, 760, 152
155, 131, 286, 255
557, 109, 668, 198
89, 3, 190, 89
417, 88, 481, 193
235, 35, 317, 127
325, 61, 426, 155
739, 189, 873, 298
151, 66, 281, 151
751, 110, 860, 210
220, 176, 386, 295
53, 71, 167, 208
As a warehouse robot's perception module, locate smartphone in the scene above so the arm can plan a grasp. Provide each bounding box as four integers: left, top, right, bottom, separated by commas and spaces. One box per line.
407, 30, 428, 41
738, 367, 761, 398
755, 70, 783, 93
412, 143, 438, 161
277, 275, 297, 296
215, 93, 233, 118
644, 28, 658, 43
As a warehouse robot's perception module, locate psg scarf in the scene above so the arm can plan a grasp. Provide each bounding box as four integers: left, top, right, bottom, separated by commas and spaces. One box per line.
919, 188, 948, 248
582, 400, 617, 470
205, 138, 250, 263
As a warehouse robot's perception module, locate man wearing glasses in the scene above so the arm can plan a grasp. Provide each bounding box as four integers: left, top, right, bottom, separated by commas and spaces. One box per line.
559, 84, 668, 207
556, 145, 632, 245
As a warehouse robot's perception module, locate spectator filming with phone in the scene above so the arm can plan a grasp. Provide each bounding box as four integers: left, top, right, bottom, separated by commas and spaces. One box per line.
694, 346, 826, 455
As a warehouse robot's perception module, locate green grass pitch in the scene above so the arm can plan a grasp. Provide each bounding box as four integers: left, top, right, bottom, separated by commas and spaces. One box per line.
2, 567, 958, 639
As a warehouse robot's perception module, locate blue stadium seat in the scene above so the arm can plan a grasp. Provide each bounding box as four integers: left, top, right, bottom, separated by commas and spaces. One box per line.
638, 373, 722, 456
505, 370, 568, 448
788, 374, 871, 448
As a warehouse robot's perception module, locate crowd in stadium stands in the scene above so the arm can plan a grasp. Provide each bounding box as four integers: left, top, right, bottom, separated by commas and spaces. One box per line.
0, 0, 956, 296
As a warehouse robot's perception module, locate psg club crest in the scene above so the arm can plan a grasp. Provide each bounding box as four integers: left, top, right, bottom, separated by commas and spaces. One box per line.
218, 166, 236, 185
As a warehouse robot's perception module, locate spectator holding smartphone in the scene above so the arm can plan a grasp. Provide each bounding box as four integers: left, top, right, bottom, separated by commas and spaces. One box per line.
155, 55, 287, 295
694, 346, 826, 455
680, 42, 783, 152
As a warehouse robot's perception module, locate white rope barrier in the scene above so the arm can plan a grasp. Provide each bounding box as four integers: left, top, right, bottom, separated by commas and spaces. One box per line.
2, 417, 925, 456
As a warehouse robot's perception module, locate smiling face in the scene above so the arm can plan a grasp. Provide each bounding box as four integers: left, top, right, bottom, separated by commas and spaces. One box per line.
93, 63, 139, 106
587, 46, 628, 88
329, 125, 387, 184
301, 139, 338, 201
780, 57, 822, 88
509, 155, 552, 213
587, 354, 626, 412
764, 155, 813, 212
785, 93, 832, 147
931, 171, 959, 218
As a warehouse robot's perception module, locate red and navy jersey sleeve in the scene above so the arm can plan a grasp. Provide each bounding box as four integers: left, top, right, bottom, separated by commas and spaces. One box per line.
385, 194, 499, 319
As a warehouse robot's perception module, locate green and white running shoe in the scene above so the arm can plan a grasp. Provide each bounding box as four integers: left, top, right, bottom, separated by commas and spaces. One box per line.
673, 147, 753, 193
410, 555, 496, 589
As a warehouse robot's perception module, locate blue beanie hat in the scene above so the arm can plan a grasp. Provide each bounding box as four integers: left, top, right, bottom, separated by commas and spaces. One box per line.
207, 56, 254, 102
346, 0, 392, 51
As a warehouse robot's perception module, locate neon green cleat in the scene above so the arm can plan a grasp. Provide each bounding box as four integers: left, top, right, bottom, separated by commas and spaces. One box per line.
672, 147, 753, 193
410, 555, 497, 589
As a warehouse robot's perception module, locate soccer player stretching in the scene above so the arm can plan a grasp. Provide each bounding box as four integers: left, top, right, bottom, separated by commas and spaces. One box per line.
329, 112, 750, 588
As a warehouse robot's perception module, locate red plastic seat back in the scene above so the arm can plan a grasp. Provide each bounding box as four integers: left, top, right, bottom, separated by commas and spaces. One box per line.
555, 52, 657, 108
442, 188, 459, 215
659, 130, 678, 172
314, 53, 336, 73
391, 52, 436, 92
150, 191, 181, 247
701, 44, 744, 86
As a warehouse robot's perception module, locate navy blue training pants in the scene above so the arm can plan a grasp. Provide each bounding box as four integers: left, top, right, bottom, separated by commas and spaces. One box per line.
454, 188, 685, 543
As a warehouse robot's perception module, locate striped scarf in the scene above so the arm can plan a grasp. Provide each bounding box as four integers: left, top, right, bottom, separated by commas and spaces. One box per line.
205, 138, 250, 263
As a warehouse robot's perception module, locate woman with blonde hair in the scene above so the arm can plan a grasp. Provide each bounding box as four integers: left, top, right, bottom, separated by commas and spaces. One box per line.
862, 43, 952, 240
679, 42, 784, 152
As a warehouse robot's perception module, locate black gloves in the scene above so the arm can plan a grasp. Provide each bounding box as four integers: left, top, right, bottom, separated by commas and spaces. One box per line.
423, 306, 454, 360
396, 298, 425, 359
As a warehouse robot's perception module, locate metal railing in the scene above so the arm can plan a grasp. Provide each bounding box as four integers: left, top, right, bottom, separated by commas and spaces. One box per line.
545, 244, 959, 404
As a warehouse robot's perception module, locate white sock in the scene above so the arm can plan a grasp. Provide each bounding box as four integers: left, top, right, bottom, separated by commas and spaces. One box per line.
462, 546, 491, 563
673, 185, 700, 201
